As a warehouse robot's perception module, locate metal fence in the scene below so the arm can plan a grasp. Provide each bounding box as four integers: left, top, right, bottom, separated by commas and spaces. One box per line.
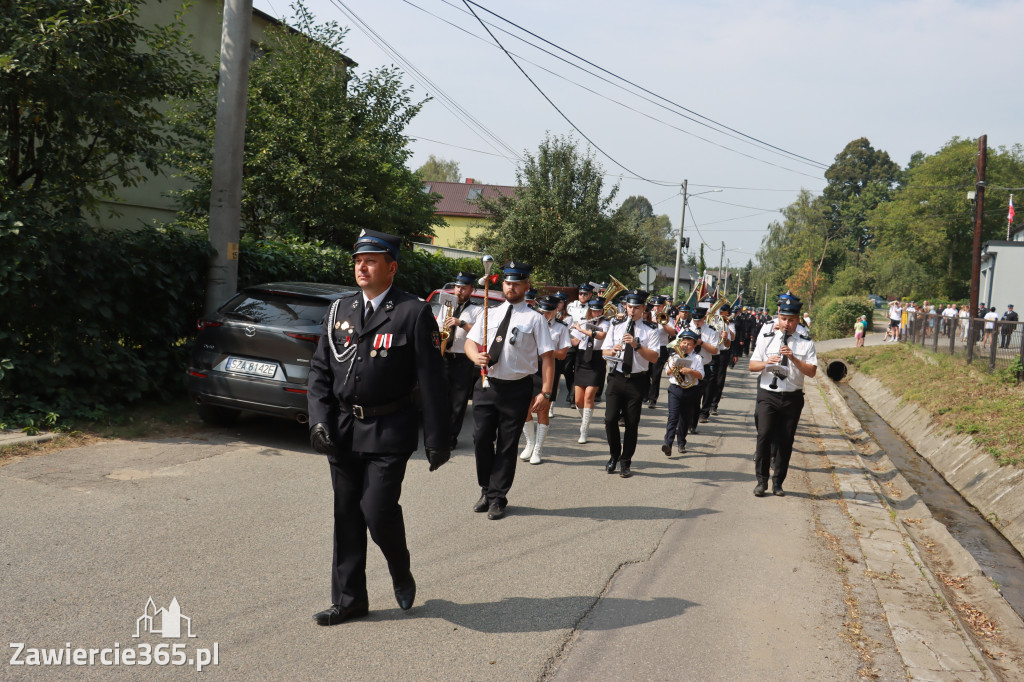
896, 312, 1024, 374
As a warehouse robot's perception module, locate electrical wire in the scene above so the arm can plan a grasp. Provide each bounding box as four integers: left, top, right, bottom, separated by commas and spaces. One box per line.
462, 0, 829, 170
694, 196, 785, 212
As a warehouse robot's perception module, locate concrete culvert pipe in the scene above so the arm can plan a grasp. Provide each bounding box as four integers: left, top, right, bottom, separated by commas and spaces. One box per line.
826, 360, 849, 382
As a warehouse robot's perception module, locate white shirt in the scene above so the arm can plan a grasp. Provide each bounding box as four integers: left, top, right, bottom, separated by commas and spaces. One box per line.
889, 303, 901, 321
546, 317, 572, 354
362, 286, 392, 317
751, 329, 817, 392
570, 318, 608, 352
688, 321, 721, 366
466, 300, 554, 380
444, 301, 483, 355
719, 320, 736, 351
604, 316, 659, 374
942, 306, 957, 318
666, 350, 704, 386
984, 311, 999, 330
567, 299, 590, 324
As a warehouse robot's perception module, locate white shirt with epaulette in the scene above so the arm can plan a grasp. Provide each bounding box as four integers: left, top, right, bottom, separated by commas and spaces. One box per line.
750, 329, 817, 392
466, 301, 555, 380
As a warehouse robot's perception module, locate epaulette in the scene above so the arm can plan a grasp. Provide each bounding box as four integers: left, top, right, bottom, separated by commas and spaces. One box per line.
643, 320, 657, 329
799, 332, 812, 341
555, 318, 568, 327
762, 330, 775, 337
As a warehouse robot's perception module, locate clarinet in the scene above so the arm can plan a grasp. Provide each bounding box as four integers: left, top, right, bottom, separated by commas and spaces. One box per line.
769, 332, 791, 390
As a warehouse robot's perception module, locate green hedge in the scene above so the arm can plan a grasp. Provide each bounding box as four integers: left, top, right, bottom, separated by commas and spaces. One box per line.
0, 215, 477, 424
812, 296, 874, 341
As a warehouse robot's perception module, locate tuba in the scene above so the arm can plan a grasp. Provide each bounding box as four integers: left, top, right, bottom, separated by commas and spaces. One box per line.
707, 293, 730, 335
667, 337, 697, 388
600, 275, 628, 320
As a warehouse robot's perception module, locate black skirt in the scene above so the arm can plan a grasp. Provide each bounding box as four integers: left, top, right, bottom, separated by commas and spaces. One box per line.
574, 351, 607, 387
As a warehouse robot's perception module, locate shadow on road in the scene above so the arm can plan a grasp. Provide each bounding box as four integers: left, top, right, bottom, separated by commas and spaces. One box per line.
419, 595, 699, 633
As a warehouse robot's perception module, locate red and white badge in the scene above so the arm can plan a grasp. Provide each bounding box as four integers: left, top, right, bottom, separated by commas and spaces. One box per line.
371, 333, 393, 357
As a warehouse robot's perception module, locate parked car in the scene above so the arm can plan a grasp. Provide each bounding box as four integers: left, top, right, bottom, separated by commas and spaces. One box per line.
186, 281, 359, 425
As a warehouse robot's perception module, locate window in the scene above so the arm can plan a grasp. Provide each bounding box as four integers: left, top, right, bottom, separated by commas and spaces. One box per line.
467, 187, 482, 201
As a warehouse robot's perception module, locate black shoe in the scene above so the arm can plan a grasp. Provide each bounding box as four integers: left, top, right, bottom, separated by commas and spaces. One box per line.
619, 463, 632, 478
661, 444, 672, 457
394, 574, 416, 610
567, 401, 575, 408
314, 601, 369, 626
710, 407, 718, 415
699, 415, 709, 423
472, 495, 488, 513
487, 501, 506, 520
753, 483, 767, 497
690, 426, 699, 435
773, 487, 785, 497
648, 401, 657, 409
450, 438, 458, 450
605, 457, 618, 474
677, 444, 686, 454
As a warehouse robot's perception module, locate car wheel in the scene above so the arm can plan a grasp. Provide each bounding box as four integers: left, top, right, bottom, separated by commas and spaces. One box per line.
196, 403, 240, 426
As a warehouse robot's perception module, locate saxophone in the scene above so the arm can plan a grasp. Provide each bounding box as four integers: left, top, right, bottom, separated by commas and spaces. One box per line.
438, 300, 454, 356
667, 337, 697, 388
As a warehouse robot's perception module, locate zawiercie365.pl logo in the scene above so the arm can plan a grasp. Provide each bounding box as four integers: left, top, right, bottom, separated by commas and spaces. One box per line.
10, 597, 219, 671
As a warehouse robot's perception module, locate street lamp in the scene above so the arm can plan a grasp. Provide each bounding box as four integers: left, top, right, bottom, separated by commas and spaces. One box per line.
671, 180, 722, 301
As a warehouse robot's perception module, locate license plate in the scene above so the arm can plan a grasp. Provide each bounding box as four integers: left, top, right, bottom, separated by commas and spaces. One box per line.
225, 357, 278, 378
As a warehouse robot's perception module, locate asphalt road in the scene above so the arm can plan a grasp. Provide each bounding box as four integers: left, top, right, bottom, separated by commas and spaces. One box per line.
1, 360, 905, 680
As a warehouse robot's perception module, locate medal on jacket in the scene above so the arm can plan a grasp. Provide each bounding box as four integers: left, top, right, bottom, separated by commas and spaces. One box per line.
371, 333, 392, 357
327, 299, 358, 382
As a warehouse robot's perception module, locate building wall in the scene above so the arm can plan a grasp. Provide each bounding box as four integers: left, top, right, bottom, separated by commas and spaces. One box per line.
92, 1, 278, 229
980, 244, 1024, 310
433, 215, 490, 249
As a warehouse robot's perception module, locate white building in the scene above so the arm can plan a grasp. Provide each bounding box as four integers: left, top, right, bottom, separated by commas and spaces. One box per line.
979, 225, 1024, 310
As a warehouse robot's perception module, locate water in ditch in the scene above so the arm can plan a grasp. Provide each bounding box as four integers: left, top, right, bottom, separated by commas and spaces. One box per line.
837, 383, 1024, 620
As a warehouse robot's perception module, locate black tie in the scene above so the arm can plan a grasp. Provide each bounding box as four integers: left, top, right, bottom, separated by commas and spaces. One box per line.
622, 319, 635, 374
583, 330, 593, 363
363, 301, 374, 325
487, 305, 514, 366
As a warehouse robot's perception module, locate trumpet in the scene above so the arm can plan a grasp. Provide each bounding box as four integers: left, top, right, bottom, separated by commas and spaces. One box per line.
667, 337, 697, 388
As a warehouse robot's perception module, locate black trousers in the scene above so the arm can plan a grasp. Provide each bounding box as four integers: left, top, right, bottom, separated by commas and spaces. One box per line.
709, 353, 730, 410
444, 352, 478, 447
472, 375, 533, 505
552, 357, 567, 404
646, 346, 670, 404
604, 372, 647, 463
328, 450, 411, 608
562, 349, 577, 403
700, 360, 716, 419
753, 388, 805, 488
665, 383, 701, 448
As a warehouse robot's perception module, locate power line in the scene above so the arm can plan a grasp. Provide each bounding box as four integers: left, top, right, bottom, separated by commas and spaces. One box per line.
695, 196, 785, 212
409, 134, 514, 158
462, 0, 829, 170
459, 0, 676, 187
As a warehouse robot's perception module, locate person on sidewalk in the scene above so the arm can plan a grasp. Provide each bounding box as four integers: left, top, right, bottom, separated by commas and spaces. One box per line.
307, 229, 451, 626
854, 315, 867, 347
570, 298, 609, 444
465, 262, 555, 520
437, 271, 482, 450
520, 296, 571, 465
885, 299, 901, 342
661, 330, 704, 457
748, 298, 818, 497
602, 289, 660, 477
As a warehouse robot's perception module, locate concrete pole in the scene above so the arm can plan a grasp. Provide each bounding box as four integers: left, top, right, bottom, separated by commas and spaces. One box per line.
968, 135, 987, 348
204, 0, 253, 315
671, 179, 688, 302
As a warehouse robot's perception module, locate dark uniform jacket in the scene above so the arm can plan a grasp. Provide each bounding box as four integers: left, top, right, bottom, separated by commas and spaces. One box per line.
307, 287, 450, 454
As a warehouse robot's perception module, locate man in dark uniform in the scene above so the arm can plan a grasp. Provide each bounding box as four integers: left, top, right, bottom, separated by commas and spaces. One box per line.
438, 271, 481, 449
307, 229, 451, 626
466, 262, 555, 520
748, 297, 817, 497
999, 304, 1018, 348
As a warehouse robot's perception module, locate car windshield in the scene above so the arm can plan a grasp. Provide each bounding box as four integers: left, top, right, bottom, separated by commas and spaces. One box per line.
221, 291, 331, 328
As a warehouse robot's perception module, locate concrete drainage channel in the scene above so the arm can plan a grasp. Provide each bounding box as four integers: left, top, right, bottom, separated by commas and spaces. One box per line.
817, 364, 1024, 674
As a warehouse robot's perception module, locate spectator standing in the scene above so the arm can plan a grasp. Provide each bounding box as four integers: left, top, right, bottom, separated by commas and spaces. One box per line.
959, 304, 971, 341
1000, 304, 1018, 348
885, 299, 901, 342
982, 306, 999, 348
854, 315, 867, 347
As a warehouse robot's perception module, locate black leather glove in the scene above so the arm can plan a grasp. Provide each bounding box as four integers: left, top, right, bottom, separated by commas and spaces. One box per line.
425, 447, 451, 472
309, 423, 335, 456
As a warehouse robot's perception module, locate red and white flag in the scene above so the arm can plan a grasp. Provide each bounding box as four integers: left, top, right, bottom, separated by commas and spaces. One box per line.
1009, 195, 1016, 224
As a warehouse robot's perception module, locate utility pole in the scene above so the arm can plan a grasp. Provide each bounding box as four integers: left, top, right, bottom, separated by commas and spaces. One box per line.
671, 179, 688, 302
204, 0, 253, 314
969, 135, 987, 326
718, 242, 725, 295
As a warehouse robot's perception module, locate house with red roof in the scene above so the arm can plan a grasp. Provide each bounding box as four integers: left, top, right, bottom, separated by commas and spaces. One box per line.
422, 179, 518, 249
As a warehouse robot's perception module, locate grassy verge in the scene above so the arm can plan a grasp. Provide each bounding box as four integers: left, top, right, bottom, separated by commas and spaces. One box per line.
1, 398, 204, 465
821, 344, 1024, 467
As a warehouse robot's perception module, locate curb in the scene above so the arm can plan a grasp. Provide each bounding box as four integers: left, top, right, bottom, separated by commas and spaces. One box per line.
0, 431, 57, 449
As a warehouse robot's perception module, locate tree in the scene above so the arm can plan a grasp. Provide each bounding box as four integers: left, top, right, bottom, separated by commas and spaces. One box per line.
1, 0, 203, 216
474, 133, 640, 285
169, 2, 440, 247
614, 196, 675, 265
414, 155, 460, 183
823, 138, 902, 258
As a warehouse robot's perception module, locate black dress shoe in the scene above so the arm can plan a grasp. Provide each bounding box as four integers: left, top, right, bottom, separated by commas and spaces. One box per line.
698, 415, 709, 423
472, 495, 488, 513
677, 444, 686, 454
619, 463, 632, 478
690, 425, 699, 434
605, 457, 618, 474
710, 407, 718, 415
773, 487, 785, 497
487, 501, 506, 520
394, 575, 416, 610
661, 444, 672, 457
314, 601, 369, 626
753, 483, 767, 497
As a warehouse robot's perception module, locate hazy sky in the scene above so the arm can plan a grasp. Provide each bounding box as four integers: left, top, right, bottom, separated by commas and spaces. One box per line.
251, 0, 1023, 269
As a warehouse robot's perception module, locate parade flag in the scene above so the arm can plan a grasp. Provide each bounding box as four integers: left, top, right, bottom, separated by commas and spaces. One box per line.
733, 289, 743, 309
695, 272, 708, 301
1010, 195, 1016, 224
